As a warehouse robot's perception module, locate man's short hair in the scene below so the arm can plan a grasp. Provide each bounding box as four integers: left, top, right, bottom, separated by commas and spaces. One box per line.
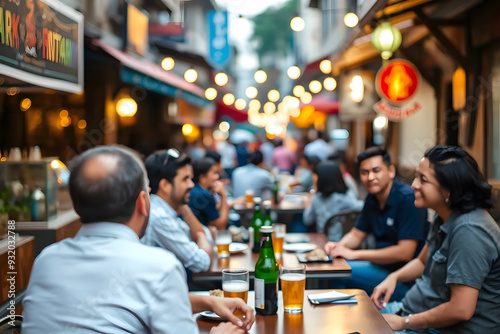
145, 149, 191, 194
192, 157, 217, 183
248, 151, 264, 165
205, 150, 221, 163
356, 146, 392, 167
69, 146, 147, 224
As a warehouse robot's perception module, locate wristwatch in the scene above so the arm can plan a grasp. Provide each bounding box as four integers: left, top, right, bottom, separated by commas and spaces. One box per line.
404, 314, 413, 329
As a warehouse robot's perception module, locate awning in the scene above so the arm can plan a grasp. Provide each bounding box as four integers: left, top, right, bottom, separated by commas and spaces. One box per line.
216, 101, 248, 123
300, 95, 339, 114
92, 39, 212, 108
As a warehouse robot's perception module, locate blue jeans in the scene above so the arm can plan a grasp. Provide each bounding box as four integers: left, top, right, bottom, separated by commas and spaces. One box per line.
329, 260, 411, 301
381, 301, 440, 334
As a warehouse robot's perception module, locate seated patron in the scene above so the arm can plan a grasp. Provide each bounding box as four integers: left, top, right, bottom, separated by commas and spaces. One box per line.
141, 149, 213, 273
324, 147, 428, 300
303, 161, 364, 240
372, 146, 500, 334
232, 151, 274, 200
21, 145, 253, 333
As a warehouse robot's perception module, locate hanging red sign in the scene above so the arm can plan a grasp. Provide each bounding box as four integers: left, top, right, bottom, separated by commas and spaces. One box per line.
376, 59, 420, 105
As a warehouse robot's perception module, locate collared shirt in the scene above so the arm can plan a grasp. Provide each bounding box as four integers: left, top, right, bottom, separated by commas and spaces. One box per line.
189, 184, 220, 226
402, 209, 500, 334
355, 180, 428, 271
22, 222, 197, 334
303, 189, 364, 241
141, 194, 211, 273
232, 164, 274, 199
304, 139, 332, 161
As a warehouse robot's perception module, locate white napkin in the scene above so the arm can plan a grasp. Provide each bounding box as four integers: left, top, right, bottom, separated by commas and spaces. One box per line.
307, 290, 355, 304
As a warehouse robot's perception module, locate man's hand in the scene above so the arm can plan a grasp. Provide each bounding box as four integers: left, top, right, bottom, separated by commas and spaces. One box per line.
211, 297, 254, 332
210, 180, 226, 196
382, 314, 405, 331
329, 244, 357, 260
209, 322, 246, 334
324, 241, 338, 255
371, 274, 398, 309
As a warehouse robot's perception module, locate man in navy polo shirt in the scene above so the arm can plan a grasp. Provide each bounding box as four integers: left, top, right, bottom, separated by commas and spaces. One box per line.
325, 147, 428, 300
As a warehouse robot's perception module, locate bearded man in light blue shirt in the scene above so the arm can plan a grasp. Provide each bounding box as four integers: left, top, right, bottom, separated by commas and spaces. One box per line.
21, 146, 253, 334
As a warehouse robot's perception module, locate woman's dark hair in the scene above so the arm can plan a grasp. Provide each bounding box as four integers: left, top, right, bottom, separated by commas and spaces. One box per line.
425, 145, 493, 213
192, 157, 217, 183
303, 154, 320, 169
314, 161, 348, 198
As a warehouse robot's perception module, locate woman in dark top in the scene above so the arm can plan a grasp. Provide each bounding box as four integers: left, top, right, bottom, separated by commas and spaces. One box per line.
371, 146, 500, 334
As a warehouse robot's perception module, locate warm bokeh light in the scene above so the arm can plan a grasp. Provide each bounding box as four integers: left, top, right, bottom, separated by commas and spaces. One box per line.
184, 69, 198, 83
287, 96, 300, 109
373, 115, 388, 129
323, 77, 337, 91
182, 123, 194, 135
319, 59, 332, 74
263, 102, 276, 114
246, 86, 258, 99
254, 70, 267, 83
60, 117, 71, 127
287, 66, 301, 79
344, 12, 359, 27
213, 130, 229, 140
350, 75, 364, 102
248, 99, 261, 111
309, 80, 322, 94
59, 109, 69, 118
77, 119, 87, 129
51, 160, 60, 169
214, 72, 229, 86
219, 121, 230, 132
235, 98, 247, 110
161, 57, 175, 70
293, 85, 305, 97
290, 16, 305, 31
223, 93, 235, 105
300, 92, 312, 104
20, 98, 32, 111
205, 87, 218, 100
290, 108, 300, 117
116, 98, 138, 117
268, 89, 280, 102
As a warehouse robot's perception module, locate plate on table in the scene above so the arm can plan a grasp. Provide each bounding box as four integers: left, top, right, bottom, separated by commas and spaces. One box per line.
229, 242, 248, 253
282, 194, 304, 203
283, 243, 317, 253
284, 234, 311, 243
296, 253, 332, 263
199, 311, 225, 321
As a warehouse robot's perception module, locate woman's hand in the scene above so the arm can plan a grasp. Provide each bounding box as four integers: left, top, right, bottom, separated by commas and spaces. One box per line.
371, 274, 398, 309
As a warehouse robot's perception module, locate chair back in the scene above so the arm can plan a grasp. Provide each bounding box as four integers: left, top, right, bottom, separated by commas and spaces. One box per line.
324, 209, 361, 241
0, 315, 23, 333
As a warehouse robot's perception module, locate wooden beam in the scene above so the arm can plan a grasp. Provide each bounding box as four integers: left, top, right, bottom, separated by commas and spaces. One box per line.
414, 8, 469, 70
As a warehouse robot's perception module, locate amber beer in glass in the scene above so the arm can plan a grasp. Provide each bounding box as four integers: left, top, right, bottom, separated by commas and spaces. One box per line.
280, 264, 306, 313
272, 223, 286, 258
222, 269, 249, 317
216, 230, 231, 258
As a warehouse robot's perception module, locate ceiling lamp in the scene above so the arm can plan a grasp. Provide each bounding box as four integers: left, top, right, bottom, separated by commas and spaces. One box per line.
161, 57, 175, 70
235, 98, 247, 110
214, 72, 229, 86
246, 86, 258, 99
300, 92, 312, 104
254, 70, 267, 83
323, 77, 337, 91
223, 93, 235, 105
319, 59, 331, 74
290, 16, 305, 32
116, 97, 138, 117
184, 68, 198, 83
287, 66, 301, 79
293, 85, 305, 97
452, 67, 466, 111
371, 22, 402, 60
309, 80, 322, 94
205, 87, 217, 100
344, 12, 358, 27
268, 89, 280, 102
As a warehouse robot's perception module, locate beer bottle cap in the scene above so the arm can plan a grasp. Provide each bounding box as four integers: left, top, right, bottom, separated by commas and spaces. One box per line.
259, 226, 273, 233
254, 197, 262, 204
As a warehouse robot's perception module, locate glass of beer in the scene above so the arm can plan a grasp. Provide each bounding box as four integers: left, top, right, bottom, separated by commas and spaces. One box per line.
280, 264, 306, 313
222, 269, 249, 317
216, 230, 231, 258
245, 189, 254, 208
272, 223, 286, 258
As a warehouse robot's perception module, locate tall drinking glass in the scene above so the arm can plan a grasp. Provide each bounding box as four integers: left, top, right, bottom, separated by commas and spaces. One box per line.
280, 264, 306, 313
216, 230, 231, 258
222, 269, 249, 317
272, 223, 286, 258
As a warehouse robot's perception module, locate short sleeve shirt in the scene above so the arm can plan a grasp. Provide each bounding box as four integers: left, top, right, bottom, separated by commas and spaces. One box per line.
189, 184, 220, 226
402, 209, 500, 334
355, 180, 428, 271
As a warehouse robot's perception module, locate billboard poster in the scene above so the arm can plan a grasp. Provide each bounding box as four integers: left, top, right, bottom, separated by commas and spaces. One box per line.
0, 0, 83, 93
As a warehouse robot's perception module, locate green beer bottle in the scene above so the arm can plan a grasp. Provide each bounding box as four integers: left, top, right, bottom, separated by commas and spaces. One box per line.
250, 197, 264, 253
262, 200, 273, 227
273, 179, 279, 204
254, 226, 279, 315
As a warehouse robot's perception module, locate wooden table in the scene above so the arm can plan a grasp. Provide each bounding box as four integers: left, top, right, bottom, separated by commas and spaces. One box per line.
196, 289, 393, 334
193, 233, 351, 282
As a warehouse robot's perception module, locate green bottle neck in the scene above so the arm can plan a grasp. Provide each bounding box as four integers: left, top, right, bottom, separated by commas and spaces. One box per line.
259, 233, 275, 257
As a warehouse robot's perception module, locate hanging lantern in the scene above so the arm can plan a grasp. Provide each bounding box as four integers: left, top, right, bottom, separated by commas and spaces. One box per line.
371, 22, 402, 60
